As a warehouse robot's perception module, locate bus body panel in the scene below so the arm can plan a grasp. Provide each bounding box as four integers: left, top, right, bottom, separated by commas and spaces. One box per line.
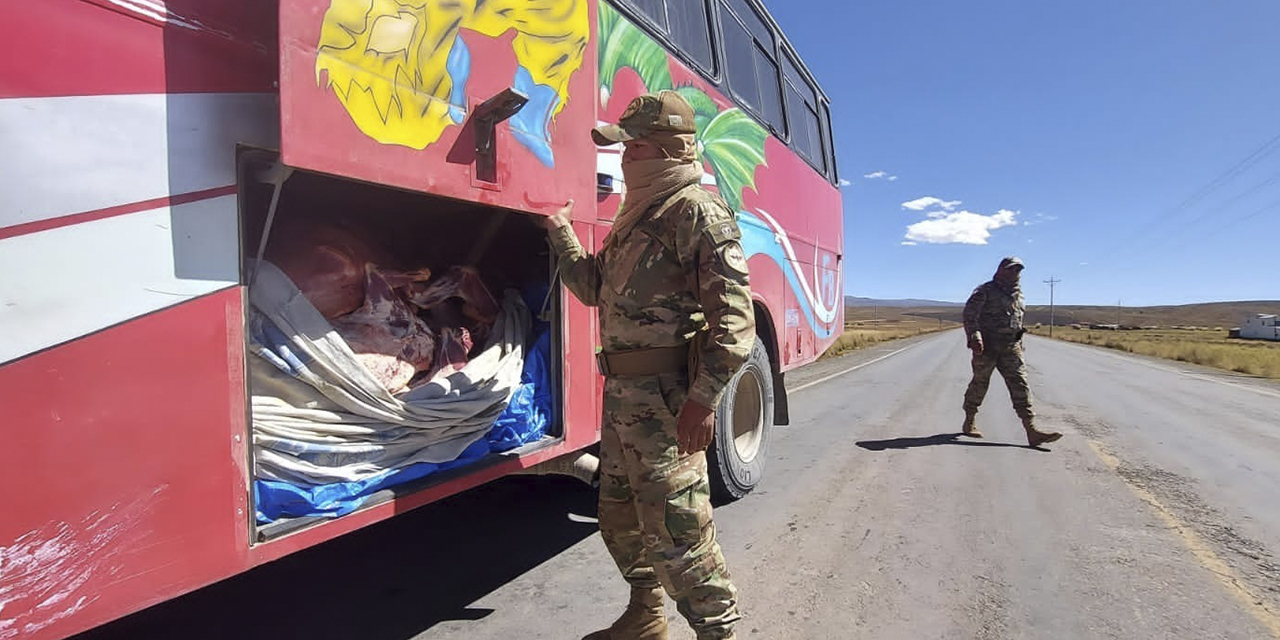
0, 290, 253, 640
593, 3, 843, 368
277, 0, 599, 222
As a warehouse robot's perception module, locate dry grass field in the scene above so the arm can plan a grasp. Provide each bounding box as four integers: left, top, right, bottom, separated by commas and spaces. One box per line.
877, 301, 1280, 329
833, 300, 1280, 376
821, 307, 959, 359
1026, 326, 1280, 380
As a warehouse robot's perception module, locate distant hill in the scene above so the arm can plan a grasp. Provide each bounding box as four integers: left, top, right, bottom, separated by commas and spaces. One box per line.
846, 300, 1280, 329
1022, 301, 1280, 329
845, 296, 961, 308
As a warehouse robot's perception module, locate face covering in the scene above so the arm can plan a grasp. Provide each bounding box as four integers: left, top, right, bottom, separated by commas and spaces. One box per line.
609, 133, 702, 247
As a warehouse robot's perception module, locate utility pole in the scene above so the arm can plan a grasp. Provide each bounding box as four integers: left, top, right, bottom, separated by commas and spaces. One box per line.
1044, 277, 1061, 337
1116, 299, 1122, 328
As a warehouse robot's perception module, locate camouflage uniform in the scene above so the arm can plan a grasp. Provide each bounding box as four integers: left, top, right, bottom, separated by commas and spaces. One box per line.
962, 279, 1033, 420
547, 181, 754, 639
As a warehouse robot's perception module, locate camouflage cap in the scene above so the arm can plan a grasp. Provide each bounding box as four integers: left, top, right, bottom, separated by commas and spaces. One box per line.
592, 90, 698, 146
998, 256, 1025, 271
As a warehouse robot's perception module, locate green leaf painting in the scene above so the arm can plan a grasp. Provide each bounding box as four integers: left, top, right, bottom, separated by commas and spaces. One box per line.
599, 5, 671, 96
700, 108, 768, 212
674, 85, 719, 136
598, 4, 768, 213
599, 0, 620, 44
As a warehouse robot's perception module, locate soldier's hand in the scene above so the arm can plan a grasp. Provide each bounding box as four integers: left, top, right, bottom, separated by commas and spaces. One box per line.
677, 399, 716, 453
969, 335, 984, 356
543, 199, 573, 230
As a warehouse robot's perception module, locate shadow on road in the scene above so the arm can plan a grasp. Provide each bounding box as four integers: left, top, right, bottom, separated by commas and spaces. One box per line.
72, 476, 600, 640
857, 433, 1047, 452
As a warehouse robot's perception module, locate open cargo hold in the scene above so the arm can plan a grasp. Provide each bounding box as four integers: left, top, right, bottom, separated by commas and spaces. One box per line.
238, 151, 561, 532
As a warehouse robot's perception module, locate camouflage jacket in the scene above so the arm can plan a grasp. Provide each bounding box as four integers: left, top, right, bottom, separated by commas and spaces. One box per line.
963, 280, 1025, 344
547, 184, 755, 408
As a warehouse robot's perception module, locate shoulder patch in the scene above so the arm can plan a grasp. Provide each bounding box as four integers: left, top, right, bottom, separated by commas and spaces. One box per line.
719, 242, 750, 276
698, 203, 741, 247
705, 219, 741, 246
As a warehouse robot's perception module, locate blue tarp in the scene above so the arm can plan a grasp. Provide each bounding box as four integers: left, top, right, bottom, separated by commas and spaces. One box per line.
254, 324, 554, 524
486, 330, 553, 452
253, 439, 490, 523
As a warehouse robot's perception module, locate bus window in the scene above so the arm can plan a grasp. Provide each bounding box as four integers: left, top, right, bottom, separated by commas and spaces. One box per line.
719, 0, 784, 133
822, 101, 839, 182
783, 52, 825, 172
721, 11, 758, 103
725, 0, 772, 46
627, 0, 668, 30
620, 0, 715, 76
668, 0, 715, 73
756, 54, 784, 132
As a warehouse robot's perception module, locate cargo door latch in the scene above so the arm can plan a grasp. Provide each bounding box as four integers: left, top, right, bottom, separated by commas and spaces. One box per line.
474, 87, 529, 184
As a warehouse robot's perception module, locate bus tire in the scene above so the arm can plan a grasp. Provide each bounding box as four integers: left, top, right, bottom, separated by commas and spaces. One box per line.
708, 340, 774, 502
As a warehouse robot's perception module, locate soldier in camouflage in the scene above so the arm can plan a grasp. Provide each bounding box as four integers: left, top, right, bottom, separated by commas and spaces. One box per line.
961, 256, 1062, 447
543, 91, 754, 640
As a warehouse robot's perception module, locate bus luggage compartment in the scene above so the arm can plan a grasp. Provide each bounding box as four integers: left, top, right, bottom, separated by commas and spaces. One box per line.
236, 150, 563, 538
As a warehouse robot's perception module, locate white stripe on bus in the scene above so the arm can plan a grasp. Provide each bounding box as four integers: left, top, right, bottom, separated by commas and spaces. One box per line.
0, 195, 240, 364
0, 92, 277, 231
752, 207, 840, 325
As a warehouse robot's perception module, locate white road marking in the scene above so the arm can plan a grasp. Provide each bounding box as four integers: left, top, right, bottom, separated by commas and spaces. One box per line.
790, 343, 920, 393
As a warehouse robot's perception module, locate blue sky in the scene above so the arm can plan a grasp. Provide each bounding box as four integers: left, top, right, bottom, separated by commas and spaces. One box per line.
767, 0, 1280, 305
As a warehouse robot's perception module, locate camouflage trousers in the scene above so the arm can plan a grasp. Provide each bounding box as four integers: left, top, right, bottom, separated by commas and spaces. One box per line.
597, 372, 739, 639
963, 341, 1035, 420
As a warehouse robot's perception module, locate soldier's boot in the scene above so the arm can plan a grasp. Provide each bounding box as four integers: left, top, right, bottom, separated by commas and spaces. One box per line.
582, 587, 668, 640
1022, 417, 1062, 447
961, 411, 982, 438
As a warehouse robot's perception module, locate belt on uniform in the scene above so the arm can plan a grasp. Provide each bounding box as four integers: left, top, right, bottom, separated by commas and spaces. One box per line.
984, 328, 1026, 341
597, 344, 690, 377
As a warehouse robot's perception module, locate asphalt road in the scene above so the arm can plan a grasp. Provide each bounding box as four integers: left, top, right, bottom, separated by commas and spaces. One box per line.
76, 331, 1280, 640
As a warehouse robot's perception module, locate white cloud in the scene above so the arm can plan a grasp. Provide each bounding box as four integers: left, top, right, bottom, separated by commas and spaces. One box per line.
901, 241, 918, 246
903, 209, 1019, 245
864, 170, 899, 181
902, 196, 961, 211
1022, 213, 1060, 227
839, 179, 852, 187
1079, 261, 1089, 266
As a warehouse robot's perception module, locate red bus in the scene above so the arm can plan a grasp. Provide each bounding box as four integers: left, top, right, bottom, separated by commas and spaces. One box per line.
0, 0, 842, 638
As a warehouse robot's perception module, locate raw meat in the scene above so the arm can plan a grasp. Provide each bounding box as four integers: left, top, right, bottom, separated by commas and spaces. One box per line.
331, 265, 436, 393
267, 219, 503, 393
269, 222, 388, 319
428, 327, 474, 380
405, 266, 501, 340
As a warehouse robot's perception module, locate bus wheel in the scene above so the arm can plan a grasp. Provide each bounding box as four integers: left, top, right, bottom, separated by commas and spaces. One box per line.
708, 340, 774, 502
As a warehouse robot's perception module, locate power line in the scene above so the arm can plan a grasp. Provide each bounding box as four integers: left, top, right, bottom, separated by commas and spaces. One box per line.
1166, 197, 1280, 252
1111, 168, 1280, 264
1162, 133, 1280, 214
1090, 131, 1280, 264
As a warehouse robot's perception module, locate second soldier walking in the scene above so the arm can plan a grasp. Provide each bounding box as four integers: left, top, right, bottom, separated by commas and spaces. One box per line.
961, 256, 1062, 447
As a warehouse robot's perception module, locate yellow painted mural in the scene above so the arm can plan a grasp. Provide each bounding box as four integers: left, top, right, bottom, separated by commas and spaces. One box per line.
315, 0, 588, 165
